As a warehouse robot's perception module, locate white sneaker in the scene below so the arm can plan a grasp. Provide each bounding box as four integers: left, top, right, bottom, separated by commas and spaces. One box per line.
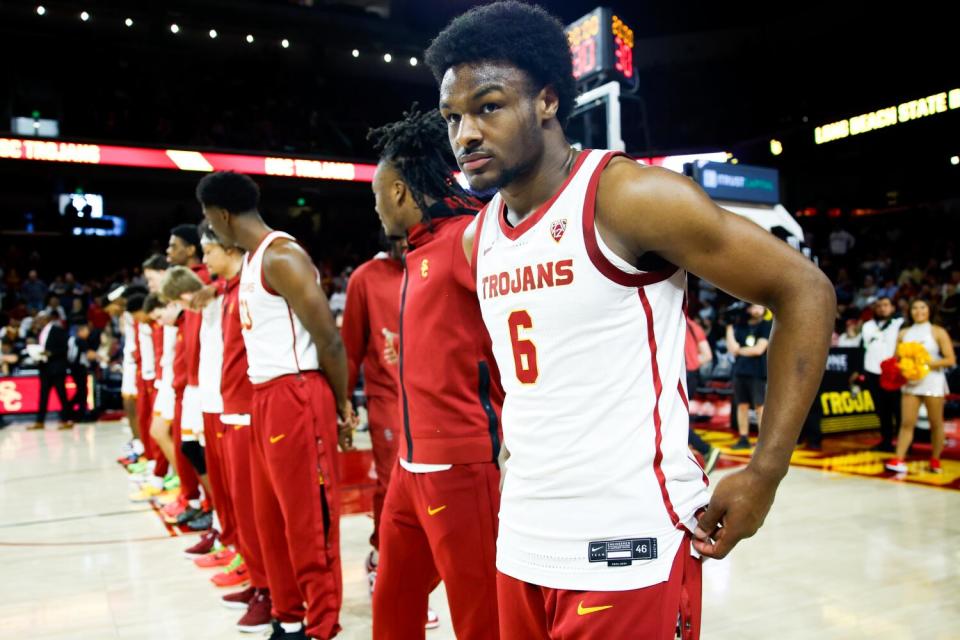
426, 607, 440, 630
884, 459, 908, 473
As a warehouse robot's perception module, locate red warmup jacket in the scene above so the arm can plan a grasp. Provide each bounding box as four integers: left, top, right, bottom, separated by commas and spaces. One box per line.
220, 274, 253, 415
341, 253, 403, 401
398, 202, 504, 465
173, 263, 211, 392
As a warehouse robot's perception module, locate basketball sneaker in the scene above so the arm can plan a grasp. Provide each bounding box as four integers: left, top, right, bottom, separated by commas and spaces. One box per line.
704, 447, 722, 475
194, 548, 237, 568
884, 458, 908, 473
730, 436, 752, 451
236, 589, 272, 633
212, 557, 249, 587
221, 585, 257, 610
183, 529, 219, 559
426, 607, 440, 630
267, 621, 307, 639
161, 496, 189, 523
126, 460, 148, 474
929, 458, 942, 474
163, 473, 180, 491
128, 483, 163, 502
175, 505, 205, 526
186, 511, 213, 531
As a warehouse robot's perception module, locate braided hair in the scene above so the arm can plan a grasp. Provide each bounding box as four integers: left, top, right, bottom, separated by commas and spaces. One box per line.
367, 103, 471, 216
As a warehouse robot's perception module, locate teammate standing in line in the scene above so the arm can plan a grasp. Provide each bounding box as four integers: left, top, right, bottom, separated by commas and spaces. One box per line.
340, 236, 403, 589
426, 3, 835, 637
368, 107, 503, 640
198, 171, 355, 640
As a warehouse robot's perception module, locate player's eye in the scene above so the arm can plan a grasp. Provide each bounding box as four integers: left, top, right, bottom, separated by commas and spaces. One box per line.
481, 103, 500, 114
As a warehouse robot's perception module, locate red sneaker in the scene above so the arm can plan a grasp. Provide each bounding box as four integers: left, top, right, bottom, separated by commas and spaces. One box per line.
194, 548, 237, 569
161, 496, 188, 523
930, 458, 942, 473
182, 529, 219, 559
221, 586, 257, 610
212, 563, 249, 587
884, 458, 908, 473
236, 589, 272, 633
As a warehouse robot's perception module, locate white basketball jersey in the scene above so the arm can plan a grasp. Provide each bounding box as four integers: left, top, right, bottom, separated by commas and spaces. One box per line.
198, 295, 224, 413
475, 149, 709, 591
239, 231, 320, 385
159, 325, 177, 386
137, 322, 156, 381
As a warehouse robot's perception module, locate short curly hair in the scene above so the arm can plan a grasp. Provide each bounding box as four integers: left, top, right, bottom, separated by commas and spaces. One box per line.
195, 171, 260, 215
425, 1, 576, 124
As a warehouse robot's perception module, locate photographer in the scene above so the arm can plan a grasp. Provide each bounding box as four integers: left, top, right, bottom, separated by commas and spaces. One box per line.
726, 304, 772, 450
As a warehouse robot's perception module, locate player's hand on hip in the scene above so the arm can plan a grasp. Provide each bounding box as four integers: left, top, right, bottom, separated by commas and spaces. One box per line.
381, 328, 399, 365
692, 466, 777, 559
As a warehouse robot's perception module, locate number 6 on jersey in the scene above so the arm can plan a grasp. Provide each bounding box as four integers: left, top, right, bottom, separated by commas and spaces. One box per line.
508, 310, 539, 384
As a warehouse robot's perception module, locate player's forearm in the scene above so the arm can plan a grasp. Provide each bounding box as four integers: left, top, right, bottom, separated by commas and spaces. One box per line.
316, 334, 351, 409
749, 274, 835, 482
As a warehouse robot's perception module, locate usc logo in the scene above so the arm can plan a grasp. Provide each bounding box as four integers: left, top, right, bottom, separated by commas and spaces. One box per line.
0, 381, 23, 412
420, 259, 429, 279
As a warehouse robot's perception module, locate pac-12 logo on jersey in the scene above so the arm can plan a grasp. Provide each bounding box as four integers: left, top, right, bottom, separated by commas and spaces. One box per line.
550, 218, 568, 242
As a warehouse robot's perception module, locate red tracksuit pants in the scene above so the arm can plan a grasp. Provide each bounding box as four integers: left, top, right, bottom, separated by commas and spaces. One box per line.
202, 412, 236, 546
497, 536, 702, 640
135, 378, 167, 478
172, 389, 201, 500
366, 394, 400, 550
220, 416, 268, 589
251, 372, 342, 640
372, 461, 500, 640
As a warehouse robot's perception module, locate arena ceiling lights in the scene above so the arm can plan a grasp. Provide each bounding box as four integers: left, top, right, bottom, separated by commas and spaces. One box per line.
0, 137, 376, 183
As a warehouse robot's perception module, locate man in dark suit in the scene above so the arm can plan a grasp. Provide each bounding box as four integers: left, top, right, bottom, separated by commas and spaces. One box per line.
30, 312, 74, 430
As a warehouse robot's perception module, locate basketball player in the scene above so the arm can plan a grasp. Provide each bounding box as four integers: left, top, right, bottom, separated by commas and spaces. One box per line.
163, 225, 210, 525
197, 171, 355, 640
426, 3, 836, 638
367, 107, 503, 640
210, 224, 274, 632
340, 235, 403, 586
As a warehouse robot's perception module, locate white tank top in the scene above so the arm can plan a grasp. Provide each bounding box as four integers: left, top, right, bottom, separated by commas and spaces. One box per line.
122, 313, 136, 368
198, 295, 224, 413
239, 231, 320, 384
159, 325, 177, 386
475, 149, 709, 591
137, 322, 156, 381
901, 322, 948, 396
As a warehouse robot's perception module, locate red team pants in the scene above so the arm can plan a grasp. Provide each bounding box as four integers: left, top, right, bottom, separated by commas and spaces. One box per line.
366, 394, 399, 550
135, 378, 168, 478
172, 389, 201, 500
220, 417, 268, 590
251, 372, 342, 640
372, 461, 500, 640
202, 412, 236, 547
497, 536, 703, 640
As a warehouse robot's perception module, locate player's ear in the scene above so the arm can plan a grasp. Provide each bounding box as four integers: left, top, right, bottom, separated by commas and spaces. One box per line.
537, 85, 560, 123
392, 180, 407, 206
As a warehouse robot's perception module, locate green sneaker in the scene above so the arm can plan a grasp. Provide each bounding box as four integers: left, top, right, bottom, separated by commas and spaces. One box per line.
126, 461, 148, 474
163, 473, 181, 491
223, 552, 244, 573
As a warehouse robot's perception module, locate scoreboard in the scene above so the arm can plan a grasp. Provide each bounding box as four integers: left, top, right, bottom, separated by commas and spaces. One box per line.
565, 7, 635, 83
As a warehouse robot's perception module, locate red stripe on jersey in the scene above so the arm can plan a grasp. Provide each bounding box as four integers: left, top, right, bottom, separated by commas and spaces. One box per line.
496, 150, 590, 241
639, 288, 681, 529
582, 151, 678, 288
677, 378, 688, 411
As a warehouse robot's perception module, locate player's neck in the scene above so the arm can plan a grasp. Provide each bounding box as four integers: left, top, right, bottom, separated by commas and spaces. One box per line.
233, 216, 273, 253
499, 134, 576, 225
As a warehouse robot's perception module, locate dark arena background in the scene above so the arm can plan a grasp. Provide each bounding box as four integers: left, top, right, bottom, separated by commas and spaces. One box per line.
0, 2, 957, 639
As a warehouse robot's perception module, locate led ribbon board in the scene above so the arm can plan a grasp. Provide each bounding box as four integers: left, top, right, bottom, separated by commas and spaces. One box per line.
0, 137, 377, 182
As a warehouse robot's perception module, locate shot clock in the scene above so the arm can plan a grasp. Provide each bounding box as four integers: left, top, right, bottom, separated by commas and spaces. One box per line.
565, 7, 635, 84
